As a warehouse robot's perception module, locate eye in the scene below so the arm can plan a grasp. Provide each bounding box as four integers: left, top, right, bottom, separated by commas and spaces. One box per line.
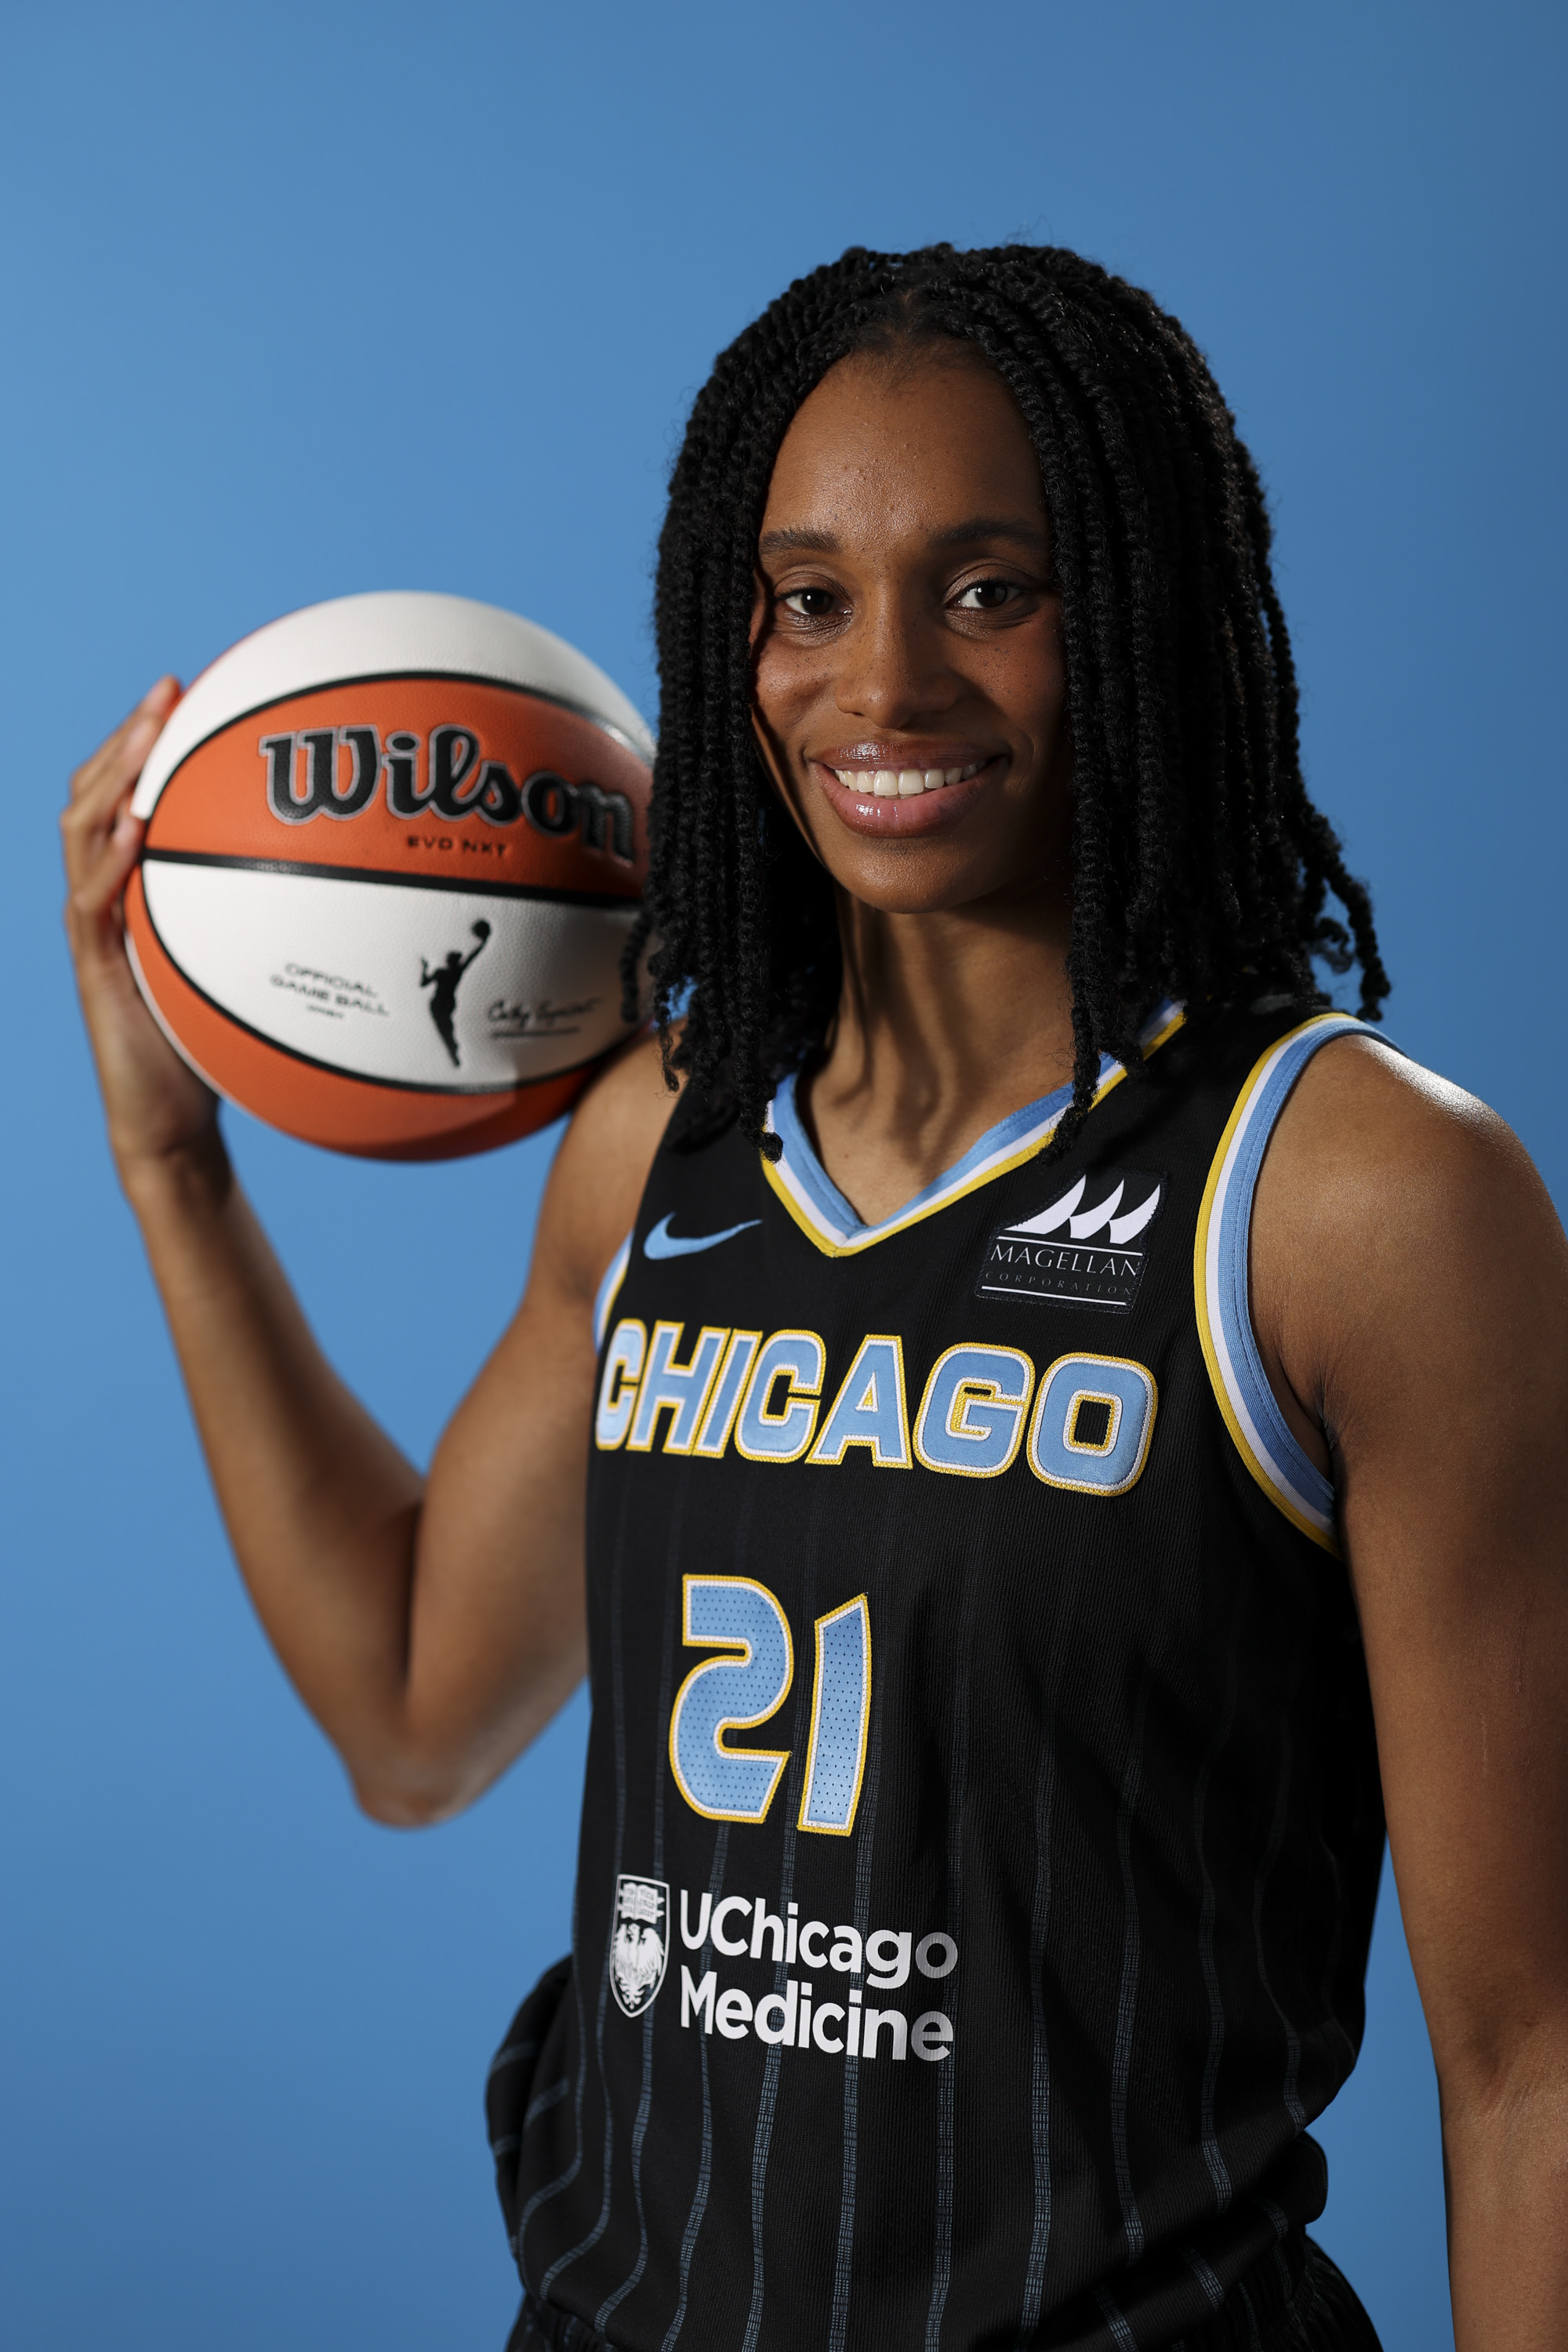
953, 578, 1019, 612
782, 586, 840, 619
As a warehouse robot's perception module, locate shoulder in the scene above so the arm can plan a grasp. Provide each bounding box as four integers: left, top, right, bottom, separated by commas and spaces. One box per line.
1251, 1029, 1567, 1446
538, 1030, 685, 1305
1257, 1029, 1539, 1263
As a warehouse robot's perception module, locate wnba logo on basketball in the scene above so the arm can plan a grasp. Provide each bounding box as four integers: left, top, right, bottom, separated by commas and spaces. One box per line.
260, 724, 636, 860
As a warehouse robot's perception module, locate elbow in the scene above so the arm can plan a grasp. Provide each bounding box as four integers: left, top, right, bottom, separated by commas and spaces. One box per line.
350, 1757, 482, 1829
1436, 2023, 1568, 2158
352, 1781, 450, 1829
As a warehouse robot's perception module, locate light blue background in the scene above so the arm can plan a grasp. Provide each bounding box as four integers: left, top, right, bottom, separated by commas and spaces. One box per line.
3, 3, 1563, 2345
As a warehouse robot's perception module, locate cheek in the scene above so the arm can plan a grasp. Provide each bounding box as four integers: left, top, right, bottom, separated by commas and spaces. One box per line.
978, 616, 1068, 736
752, 634, 823, 731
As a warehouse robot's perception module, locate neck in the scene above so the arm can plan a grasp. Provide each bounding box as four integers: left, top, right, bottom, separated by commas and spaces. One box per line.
803, 878, 1076, 1225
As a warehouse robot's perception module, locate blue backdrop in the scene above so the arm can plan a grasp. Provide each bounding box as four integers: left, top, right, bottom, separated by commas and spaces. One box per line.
3, 4, 1563, 2345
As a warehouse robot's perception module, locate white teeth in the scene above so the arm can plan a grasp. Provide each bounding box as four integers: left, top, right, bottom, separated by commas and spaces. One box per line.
831, 758, 988, 797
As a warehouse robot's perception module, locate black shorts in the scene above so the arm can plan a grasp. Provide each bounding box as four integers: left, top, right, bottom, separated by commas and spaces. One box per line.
505, 2237, 1383, 2352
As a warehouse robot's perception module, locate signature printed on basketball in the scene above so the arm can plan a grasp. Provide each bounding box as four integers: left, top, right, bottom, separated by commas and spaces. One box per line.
486, 995, 600, 1039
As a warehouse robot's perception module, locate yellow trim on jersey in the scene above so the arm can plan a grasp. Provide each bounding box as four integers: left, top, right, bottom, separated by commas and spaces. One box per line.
764, 1004, 1187, 1261
1192, 1015, 1343, 1556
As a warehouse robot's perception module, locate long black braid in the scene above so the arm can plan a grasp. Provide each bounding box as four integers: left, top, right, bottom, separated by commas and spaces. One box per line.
622, 242, 1388, 1159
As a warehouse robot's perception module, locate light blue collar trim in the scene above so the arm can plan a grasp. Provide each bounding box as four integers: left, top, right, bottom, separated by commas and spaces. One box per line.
771, 1062, 1104, 1247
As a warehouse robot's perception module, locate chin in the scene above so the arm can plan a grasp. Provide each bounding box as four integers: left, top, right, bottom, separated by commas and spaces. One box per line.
826, 849, 1016, 917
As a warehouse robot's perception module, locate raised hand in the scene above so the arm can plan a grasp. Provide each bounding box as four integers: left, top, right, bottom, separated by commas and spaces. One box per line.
62, 678, 221, 1177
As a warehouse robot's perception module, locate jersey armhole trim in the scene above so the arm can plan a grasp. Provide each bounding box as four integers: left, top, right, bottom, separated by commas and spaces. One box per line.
1193, 1012, 1400, 1557
593, 1230, 633, 1353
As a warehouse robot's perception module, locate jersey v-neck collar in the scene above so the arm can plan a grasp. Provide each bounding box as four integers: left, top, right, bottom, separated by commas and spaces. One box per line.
762, 1000, 1185, 1259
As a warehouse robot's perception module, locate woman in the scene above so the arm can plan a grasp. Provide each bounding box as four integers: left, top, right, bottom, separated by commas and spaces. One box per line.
64, 245, 1568, 2350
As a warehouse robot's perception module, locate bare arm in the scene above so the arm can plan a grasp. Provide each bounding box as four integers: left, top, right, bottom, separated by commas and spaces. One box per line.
64, 687, 673, 1824
1254, 1037, 1568, 2350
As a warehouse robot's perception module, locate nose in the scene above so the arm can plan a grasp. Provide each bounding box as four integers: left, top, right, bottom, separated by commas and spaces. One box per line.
833, 586, 960, 731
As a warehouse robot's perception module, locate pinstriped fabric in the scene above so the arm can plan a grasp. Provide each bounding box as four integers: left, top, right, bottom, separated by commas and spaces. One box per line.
1109, 1665, 1153, 2265
826, 1621, 885, 2352
514, 1483, 636, 2286
1315, 1840, 1353, 2093
1237, 2279, 1266, 2350
1195, 1584, 1247, 2213
739, 1881, 793, 2346
514, 1916, 589, 2263
924, 1577, 976, 2352
658, 1822, 726, 2352
1253, 1708, 1308, 2132
525, 2078, 570, 2131
1016, 1528, 1096, 2346
1094, 2285, 1140, 2351
660, 1474, 757, 2352
534, 1494, 633, 2303
1017, 1722, 1060, 2344
487, 2036, 539, 2165
739, 1475, 829, 2352
507, 2238, 1380, 2352
594, 1472, 691, 2335
499, 1000, 1390, 2350
1185, 2245, 1227, 2309
739, 1994, 788, 2341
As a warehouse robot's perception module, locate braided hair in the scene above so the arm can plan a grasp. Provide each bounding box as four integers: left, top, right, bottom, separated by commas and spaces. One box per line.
622, 242, 1387, 1159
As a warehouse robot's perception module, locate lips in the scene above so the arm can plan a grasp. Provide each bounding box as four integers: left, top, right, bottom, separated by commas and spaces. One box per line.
808, 752, 1001, 837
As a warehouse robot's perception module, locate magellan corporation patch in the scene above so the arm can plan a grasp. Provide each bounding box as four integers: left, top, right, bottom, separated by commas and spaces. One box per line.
975, 1169, 1165, 1313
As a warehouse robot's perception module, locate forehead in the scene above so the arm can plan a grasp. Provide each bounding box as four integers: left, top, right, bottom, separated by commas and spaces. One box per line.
759, 349, 1046, 543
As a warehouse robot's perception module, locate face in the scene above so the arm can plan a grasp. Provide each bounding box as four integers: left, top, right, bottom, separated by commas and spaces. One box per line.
750, 347, 1070, 916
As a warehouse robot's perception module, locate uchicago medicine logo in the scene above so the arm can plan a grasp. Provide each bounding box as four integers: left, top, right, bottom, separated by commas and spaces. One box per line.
610, 1875, 670, 2019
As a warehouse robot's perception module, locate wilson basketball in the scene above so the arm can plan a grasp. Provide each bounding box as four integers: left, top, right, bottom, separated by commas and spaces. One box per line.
125, 591, 653, 1160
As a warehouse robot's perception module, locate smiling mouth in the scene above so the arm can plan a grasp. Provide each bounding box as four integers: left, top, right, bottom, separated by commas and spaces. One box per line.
825, 758, 990, 799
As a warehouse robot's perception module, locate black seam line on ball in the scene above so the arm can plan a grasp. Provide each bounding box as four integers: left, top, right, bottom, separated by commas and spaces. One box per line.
140, 847, 639, 911
133, 876, 633, 1098
144, 668, 653, 801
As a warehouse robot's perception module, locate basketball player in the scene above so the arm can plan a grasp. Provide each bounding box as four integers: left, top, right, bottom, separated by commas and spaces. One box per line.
63, 247, 1568, 2350
420, 917, 492, 1068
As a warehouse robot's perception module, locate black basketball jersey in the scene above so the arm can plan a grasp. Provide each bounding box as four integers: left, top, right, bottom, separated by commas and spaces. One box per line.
488, 1000, 1390, 2352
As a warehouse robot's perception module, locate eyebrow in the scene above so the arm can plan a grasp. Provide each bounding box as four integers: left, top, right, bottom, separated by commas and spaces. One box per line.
757, 514, 1050, 559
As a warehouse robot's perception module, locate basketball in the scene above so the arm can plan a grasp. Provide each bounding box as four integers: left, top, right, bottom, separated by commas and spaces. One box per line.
125, 590, 653, 1160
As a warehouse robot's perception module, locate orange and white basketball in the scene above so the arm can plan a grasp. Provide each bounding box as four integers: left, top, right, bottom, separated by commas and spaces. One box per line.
125, 591, 653, 1160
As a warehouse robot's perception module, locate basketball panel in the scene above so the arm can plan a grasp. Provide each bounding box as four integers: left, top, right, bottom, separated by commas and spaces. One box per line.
125, 870, 595, 1160
129, 590, 655, 817
141, 678, 649, 898
137, 860, 638, 1090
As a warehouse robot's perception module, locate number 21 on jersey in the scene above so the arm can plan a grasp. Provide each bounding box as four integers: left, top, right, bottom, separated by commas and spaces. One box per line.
668, 1576, 871, 1836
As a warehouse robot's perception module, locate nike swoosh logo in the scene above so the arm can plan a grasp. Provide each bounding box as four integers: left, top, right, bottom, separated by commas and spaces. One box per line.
644, 1214, 761, 1261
